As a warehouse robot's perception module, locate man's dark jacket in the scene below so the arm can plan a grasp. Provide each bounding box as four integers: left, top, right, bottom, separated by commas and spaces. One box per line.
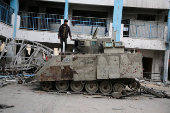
58, 24, 72, 38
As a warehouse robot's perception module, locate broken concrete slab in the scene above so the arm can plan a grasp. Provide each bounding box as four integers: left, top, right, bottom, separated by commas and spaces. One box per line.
140, 85, 167, 98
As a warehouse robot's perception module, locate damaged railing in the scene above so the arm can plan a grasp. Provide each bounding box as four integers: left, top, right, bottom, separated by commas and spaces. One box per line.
0, 0, 14, 25
19, 12, 111, 36
0, 38, 54, 74
19, 12, 63, 31
69, 16, 112, 36
123, 23, 166, 39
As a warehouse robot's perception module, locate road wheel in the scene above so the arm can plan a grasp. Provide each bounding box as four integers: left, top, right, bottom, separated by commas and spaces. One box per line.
40, 81, 53, 91
85, 81, 98, 94
113, 83, 125, 93
99, 81, 112, 95
70, 81, 84, 92
55, 81, 69, 91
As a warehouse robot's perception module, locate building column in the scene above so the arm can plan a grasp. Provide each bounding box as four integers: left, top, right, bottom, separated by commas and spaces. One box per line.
167, 9, 170, 47
10, 0, 19, 37
164, 9, 170, 84
164, 50, 170, 84
112, 0, 124, 41
6, 0, 19, 64
64, 0, 69, 20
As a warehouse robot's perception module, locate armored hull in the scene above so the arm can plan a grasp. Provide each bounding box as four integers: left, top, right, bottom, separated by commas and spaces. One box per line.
36, 53, 143, 94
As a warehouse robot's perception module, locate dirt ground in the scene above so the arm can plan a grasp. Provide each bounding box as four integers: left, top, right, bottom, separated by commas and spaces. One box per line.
0, 83, 170, 113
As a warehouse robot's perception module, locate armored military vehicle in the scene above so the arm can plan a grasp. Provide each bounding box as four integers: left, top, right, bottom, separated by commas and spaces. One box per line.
36, 38, 143, 94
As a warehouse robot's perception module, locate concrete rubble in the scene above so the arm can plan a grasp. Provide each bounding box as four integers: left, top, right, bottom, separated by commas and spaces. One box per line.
110, 80, 170, 99
139, 80, 170, 98
140, 85, 169, 98
0, 74, 36, 88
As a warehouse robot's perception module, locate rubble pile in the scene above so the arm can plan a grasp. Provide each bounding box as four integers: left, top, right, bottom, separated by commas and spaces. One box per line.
139, 80, 170, 98
0, 74, 36, 88
140, 85, 169, 98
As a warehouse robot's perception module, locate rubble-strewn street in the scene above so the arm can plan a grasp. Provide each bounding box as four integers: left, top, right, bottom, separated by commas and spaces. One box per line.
0, 83, 170, 113
1, 0, 170, 113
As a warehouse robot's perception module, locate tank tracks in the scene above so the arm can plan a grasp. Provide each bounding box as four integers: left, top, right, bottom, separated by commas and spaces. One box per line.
40, 79, 140, 96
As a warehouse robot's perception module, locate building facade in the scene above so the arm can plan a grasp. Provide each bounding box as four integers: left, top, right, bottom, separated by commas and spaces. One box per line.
0, 0, 170, 84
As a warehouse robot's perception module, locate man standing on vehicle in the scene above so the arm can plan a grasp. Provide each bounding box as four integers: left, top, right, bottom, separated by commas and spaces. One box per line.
58, 19, 72, 52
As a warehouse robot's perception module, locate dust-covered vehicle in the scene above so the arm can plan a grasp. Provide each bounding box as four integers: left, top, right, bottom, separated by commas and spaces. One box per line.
36, 38, 143, 95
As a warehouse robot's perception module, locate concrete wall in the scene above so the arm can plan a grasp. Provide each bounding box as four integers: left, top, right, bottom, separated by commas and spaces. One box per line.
122, 37, 166, 50
16, 17, 74, 44
0, 22, 13, 38
140, 50, 164, 80
0, 14, 15, 38
37, 0, 170, 9
70, 25, 108, 36
17, 29, 74, 44
126, 49, 164, 80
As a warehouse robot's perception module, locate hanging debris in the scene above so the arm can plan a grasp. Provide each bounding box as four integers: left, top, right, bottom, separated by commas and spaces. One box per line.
0, 37, 54, 75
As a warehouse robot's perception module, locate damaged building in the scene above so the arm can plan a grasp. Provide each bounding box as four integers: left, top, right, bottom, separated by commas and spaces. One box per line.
0, 0, 170, 84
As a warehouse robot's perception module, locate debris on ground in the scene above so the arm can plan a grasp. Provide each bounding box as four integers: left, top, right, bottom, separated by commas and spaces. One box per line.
140, 85, 170, 98
112, 108, 125, 110
0, 74, 37, 89
129, 106, 142, 110
0, 104, 14, 109
25, 76, 35, 83
85, 95, 103, 98
1, 74, 170, 100
18, 79, 23, 84
67, 92, 71, 95
111, 92, 122, 98
0, 82, 7, 88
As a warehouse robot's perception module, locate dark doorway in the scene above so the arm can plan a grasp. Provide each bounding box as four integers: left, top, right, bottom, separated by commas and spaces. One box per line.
168, 59, 170, 81
143, 57, 153, 79
28, 6, 39, 13
72, 10, 108, 18
46, 7, 64, 15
